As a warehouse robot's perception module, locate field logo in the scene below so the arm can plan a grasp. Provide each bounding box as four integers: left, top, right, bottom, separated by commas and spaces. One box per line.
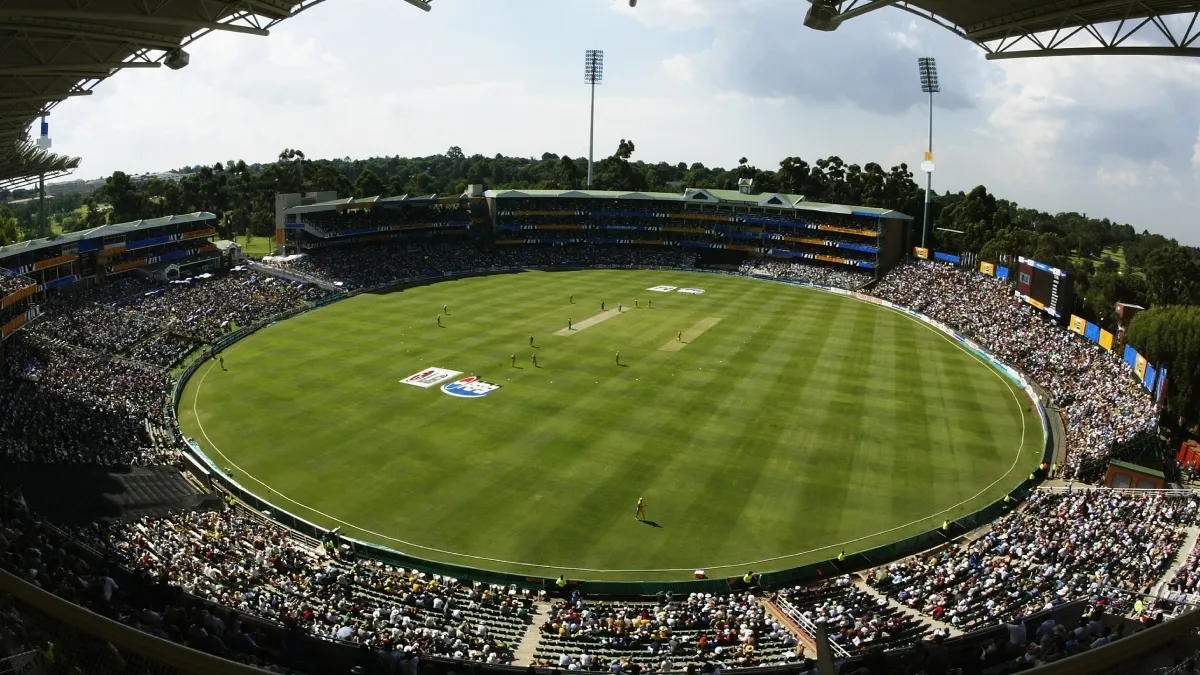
401, 367, 462, 388
647, 285, 677, 292
677, 288, 705, 295
441, 376, 502, 398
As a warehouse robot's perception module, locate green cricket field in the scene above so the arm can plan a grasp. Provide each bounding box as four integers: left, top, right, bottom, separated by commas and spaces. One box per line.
177, 269, 1042, 581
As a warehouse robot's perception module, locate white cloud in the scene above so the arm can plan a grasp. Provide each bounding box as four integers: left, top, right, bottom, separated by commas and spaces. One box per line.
661, 54, 696, 83
34, 0, 1200, 245
1193, 126, 1200, 169
1096, 167, 1140, 189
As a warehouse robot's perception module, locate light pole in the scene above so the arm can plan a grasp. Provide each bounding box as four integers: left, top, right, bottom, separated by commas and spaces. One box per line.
584, 49, 604, 189
917, 57, 939, 250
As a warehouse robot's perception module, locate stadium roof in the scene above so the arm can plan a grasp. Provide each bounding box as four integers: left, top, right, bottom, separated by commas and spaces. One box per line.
0, 211, 214, 258
485, 188, 914, 220
805, 0, 1200, 59
0, 0, 357, 191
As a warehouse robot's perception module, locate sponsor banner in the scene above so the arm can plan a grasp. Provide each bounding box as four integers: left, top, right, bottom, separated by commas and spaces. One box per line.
441, 376, 501, 398
400, 367, 462, 388
677, 288, 705, 295
647, 285, 677, 292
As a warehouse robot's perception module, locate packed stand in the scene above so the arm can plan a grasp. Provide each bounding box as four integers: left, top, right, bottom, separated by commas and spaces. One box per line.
126, 332, 203, 369
868, 489, 1196, 630
34, 271, 329, 354
0, 273, 33, 299
534, 592, 800, 671
739, 259, 872, 291
0, 495, 299, 672
774, 576, 931, 654
873, 260, 1157, 477
0, 335, 172, 466
275, 241, 695, 290
73, 506, 533, 665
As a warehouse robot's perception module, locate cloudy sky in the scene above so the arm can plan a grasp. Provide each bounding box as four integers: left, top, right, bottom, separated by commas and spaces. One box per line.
43, 0, 1200, 244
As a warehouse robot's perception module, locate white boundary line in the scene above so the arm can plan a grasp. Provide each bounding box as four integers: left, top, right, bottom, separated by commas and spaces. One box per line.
187, 272, 1039, 574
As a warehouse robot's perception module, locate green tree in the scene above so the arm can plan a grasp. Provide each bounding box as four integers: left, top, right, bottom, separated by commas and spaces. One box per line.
355, 169, 386, 198
1127, 306, 1200, 426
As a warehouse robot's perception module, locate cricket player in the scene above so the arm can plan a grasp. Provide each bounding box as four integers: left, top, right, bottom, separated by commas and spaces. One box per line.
570, 294, 574, 304
568, 318, 573, 330
618, 303, 623, 313
677, 331, 682, 342
532, 353, 538, 367
443, 304, 448, 314
511, 353, 516, 367
437, 315, 442, 327
601, 301, 605, 311
219, 355, 226, 371
615, 351, 620, 365
635, 497, 646, 521
635, 298, 639, 308
529, 334, 534, 347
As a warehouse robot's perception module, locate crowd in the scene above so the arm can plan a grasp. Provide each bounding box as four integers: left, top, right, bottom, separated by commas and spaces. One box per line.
0, 335, 173, 466
0, 273, 33, 299
535, 592, 799, 672
868, 489, 1196, 630
276, 242, 696, 290
774, 577, 931, 654
872, 260, 1158, 476
34, 271, 328, 359
739, 260, 872, 291
1, 242, 1194, 673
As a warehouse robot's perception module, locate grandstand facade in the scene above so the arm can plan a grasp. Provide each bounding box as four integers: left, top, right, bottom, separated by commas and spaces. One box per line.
275, 186, 912, 276
0, 213, 221, 357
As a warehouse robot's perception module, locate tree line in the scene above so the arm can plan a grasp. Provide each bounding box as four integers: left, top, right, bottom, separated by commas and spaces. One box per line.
0, 142, 1196, 427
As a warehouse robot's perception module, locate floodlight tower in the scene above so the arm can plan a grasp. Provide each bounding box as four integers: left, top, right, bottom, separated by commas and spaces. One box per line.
917, 57, 939, 249
584, 49, 604, 189
36, 114, 51, 237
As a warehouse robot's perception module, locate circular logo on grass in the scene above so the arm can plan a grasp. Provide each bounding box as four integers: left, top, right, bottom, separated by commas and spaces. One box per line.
441, 376, 501, 398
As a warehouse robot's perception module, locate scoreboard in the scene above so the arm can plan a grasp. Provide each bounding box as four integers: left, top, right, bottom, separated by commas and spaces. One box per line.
1015, 256, 1073, 320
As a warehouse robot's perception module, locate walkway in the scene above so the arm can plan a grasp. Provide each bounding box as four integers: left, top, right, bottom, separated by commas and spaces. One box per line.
1154, 524, 1200, 596
512, 600, 552, 665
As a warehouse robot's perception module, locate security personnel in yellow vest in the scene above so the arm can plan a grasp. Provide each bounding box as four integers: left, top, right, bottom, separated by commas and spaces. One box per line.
743, 571, 754, 585
837, 551, 846, 563
942, 520, 950, 532
556, 575, 566, 588
1050, 463, 1058, 478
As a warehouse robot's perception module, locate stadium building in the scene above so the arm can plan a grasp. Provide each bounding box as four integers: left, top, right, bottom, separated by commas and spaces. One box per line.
0, 213, 220, 360
275, 182, 913, 276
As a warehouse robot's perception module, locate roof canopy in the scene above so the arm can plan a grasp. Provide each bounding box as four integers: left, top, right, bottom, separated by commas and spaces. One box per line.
0, 0, 333, 190
0, 211, 215, 258
807, 0, 1200, 59
484, 187, 913, 220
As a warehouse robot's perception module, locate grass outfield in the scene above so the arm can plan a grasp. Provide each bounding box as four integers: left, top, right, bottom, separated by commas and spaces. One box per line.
178, 270, 1043, 581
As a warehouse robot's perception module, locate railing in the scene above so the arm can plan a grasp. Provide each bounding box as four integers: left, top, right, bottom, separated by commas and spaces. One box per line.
169, 264, 1055, 596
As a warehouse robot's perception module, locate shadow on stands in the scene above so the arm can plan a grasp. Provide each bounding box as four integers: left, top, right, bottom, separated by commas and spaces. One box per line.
0, 463, 220, 525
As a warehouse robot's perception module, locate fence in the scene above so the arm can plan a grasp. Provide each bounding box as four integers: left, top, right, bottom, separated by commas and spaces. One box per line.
170, 265, 1055, 596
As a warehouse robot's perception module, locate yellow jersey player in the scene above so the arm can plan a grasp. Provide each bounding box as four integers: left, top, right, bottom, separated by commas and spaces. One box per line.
635, 497, 646, 521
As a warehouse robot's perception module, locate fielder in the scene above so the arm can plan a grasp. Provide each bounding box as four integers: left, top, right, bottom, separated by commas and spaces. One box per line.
635, 497, 646, 521
437, 315, 442, 327
511, 353, 516, 367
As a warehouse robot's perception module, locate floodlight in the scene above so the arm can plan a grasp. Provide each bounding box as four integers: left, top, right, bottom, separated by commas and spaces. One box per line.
916, 57, 940, 249
585, 50, 604, 188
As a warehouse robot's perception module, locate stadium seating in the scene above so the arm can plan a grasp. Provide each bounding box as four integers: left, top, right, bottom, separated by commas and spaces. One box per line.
774, 578, 932, 654
534, 593, 801, 671
867, 489, 1196, 630
873, 260, 1158, 478
1, 240, 1196, 674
